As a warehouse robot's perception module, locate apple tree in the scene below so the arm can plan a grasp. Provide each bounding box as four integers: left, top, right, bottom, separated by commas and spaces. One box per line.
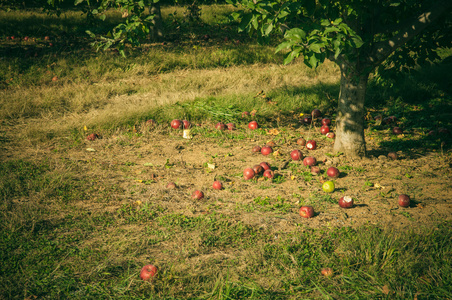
227, 0, 452, 157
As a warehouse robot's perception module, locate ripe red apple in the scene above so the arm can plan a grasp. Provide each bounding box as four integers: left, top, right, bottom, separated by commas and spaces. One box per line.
320, 125, 330, 134
302, 116, 312, 124
327, 167, 340, 179
248, 121, 258, 130
311, 109, 321, 118
215, 122, 226, 130
393, 127, 403, 135
212, 181, 223, 190
23, 36, 29, 41
253, 164, 264, 175
52, 76, 58, 82
310, 166, 321, 175
263, 169, 274, 179
326, 132, 335, 139
398, 194, 410, 207
192, 190, 204, 200
306, 140, 317, 150
243, 167, 255, 180
338, 196, 354, 208
259, 162, 271, 171
261, 146, 273, 156
252, 145, 262, 153
166, 182, 177, 189
299, 206, 315, 218
140, 264, 158, 281
303, 156, 316, 166
226, 123, 236, 130
321, 118, 331, 126
297, 138, 306, 146
182, 120, 191, 129
87, 133, 98, 141
290, 149, 303, 161
388, 152, 398, 160
321, 267, 333, 277
170, 119, 182, 129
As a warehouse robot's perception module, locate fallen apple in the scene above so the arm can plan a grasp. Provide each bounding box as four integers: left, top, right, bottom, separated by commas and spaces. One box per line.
182, 120, 191, 129
146, 119, 157, 127
393, 127, 403, 135
322, 181, 335, 193
290, 149, 303, 161
260, 162, 271, 171
212, 181, 223, 190
261, 146, 273, 156
252, 145, 262, 153
398, 194, 410, 207
263, 169, 274, 179
166, 182, 177, 189
303, 156, 316, 166
253, 164, 264, 175
326, 132, 335, 139
226, 123, 236, 131
338, 196, 354, 208
299, 206, 315, 218
87, 133, 98, 141
248, 121, 258, 130
306, 140, 317, 150
321, 118, 331, 126
320, 125, 330, 134
388, 152, 398, 160
297, 138, 306, 146
140, 264, 158, 281
192, 190, 204, 200
215, 122, 226, 130
302, 116, 312, 124
321, 267, 333, 277
242, 111, 250, 118
266, 141, 276, 147
310, 166, 321, 175
170, 119, 182, 129
243, 167, 255, 180
327, 167, 340, 179
311, 109, 321, 118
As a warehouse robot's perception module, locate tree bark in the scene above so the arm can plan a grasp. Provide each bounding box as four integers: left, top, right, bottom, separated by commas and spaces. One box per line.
333, 62, 369, 157
149, 1, 164, 41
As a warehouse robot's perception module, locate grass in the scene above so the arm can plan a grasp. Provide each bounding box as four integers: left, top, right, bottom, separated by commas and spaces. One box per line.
1, 4, 452, 299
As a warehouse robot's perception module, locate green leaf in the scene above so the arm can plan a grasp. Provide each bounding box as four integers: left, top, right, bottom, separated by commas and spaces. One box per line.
285, 28, 306, 40
238, 14, 253, 32
275, 41, 292, 53
74, 0, 84, 5
309, 43, 322, 53
264, 23, 274, 36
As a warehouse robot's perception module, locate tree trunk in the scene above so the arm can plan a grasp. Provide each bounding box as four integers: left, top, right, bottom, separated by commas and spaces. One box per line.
149, 2, 164, 41
333, 62, 369, 157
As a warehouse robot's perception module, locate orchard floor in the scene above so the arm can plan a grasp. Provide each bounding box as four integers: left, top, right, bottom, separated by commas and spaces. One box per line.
4, 120, 451, 233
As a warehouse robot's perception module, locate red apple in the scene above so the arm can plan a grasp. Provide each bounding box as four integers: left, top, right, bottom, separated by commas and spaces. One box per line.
321, 268, 333, 277
170, 119, 182, 129
52, 76, 58, 81
248, 121, 258, 130
297, 138, 306, 146
299, 206, 315, 218
398, 194, 410, 207
212, 181, 223, 190
321, 118, 331, 126
166, 182, 177, 189
253, 164, 264, 175
243, 167, 255, 180
226, 123, 236, 131
263, 169, 274, 179
310, 166, 321, 175
252, 145, 262, 153
87, 133, 98, 141
326, 132, 335, 139
302, 116, 312, 124
303, 156, 316, 166
261, 146, 273, 156
320, 125, 330, 134
182, 120, 191, 129
311, 109, 321, 119
338, 196, 354, 208
215, 122, 226, 130
259, 162, 271, 171
393, 127, 403, 135
306, 140, 317, 150
44, 36, 50, 40
140, 264, 158, 281
290, 149, 303, 161
327, 167, 340, 179
23, 36, 29, 41
192, 190, 204, 200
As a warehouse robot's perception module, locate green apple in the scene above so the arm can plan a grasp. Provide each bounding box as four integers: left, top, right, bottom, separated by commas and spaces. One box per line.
322, 181, 335, 193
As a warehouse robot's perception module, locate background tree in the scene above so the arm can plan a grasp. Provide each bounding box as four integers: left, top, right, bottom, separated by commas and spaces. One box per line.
228, 0, 452, 157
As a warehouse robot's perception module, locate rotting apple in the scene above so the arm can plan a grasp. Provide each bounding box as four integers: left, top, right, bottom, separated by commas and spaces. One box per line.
266, 141, 276, 147
212, 181, 223, 190
299, 206, 315, 218
306, 140, 317, 150
215, 122, 226, 130
226, 123, 236, 131
253, 164, 264, 175
311, 166, 321, 175
252, 145, 262, 153
263, 169, 274, 179
388, 152, 398, 160
140, 264, 158, 281
170, 119, 182, 129
243, 167, 255, 180
338, 196, 354, 208
303, 156, 317, 166
311, 109, 321, 119
182, 120, 191, 129
166, 182, 177, 189
327, 167, 340, 179
398, 194, 410, 207
192, 190, 204, 200
326, 132, 335, 139
321, 118, 331, 126
321, 268, 333, 277
320, 125, 330, 134
290, 149, 303, 161
302, 116, 312, 124
87, 133, 98, 141
261, 146, 273, 156
248, 121, 258, 130
297, 138, 306, 146
260, 162, 271, 171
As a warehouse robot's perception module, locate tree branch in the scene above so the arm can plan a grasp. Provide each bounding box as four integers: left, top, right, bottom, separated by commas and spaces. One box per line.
366, 0, 452, 69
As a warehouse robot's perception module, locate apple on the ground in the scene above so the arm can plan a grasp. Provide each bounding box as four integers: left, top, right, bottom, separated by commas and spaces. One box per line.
338, 196, 354, 208
243, 168, 255, 180
261, 146, 273, 156
306, 140, 317, 150
263, 169, 274, 179
212, 181, 223, 190
327, 167, 340, 179
299, 206, 315, 218
140, 264, 158, 281
170, 119, 182, 129
398, 194, 410, 207
320, 125, 330, 134
192, 190, 204, 200
248, 121, 258, 130
290, 149, 303, 161
303, 156, 316, 166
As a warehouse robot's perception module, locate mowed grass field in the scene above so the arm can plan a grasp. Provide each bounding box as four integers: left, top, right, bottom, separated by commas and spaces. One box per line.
1, 4, 452, 299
